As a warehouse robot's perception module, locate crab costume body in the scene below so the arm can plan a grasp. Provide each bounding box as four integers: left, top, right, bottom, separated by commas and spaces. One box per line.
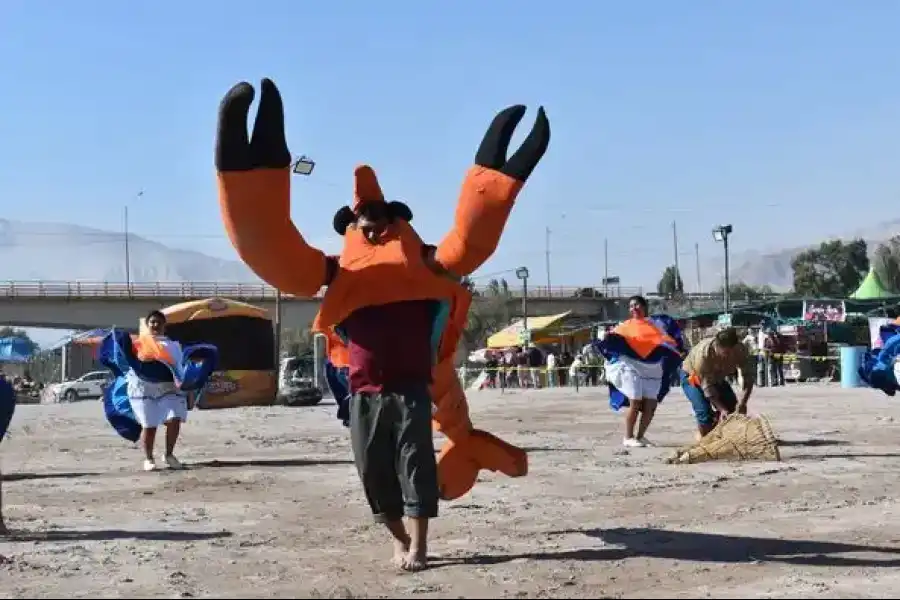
215, 78, 550, 501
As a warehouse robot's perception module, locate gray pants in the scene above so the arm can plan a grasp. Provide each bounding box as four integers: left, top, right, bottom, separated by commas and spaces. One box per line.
350, 386, 439, 522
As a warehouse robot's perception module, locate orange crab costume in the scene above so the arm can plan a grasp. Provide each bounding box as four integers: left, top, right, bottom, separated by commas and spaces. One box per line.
215, 78, 550, 501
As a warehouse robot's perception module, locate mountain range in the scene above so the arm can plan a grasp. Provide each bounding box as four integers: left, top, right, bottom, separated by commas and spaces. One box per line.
705, 219, 900, 291
0, 219, 257, 283
3, 218, 900, 291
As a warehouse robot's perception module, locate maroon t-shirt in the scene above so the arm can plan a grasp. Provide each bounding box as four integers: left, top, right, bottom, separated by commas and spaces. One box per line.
341, 300, 436, 394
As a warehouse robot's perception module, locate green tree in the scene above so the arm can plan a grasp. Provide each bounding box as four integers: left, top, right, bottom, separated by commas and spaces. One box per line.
460, 276, 478, 296
0, 326, 39, 354
463, 295, 510, 350
656, 265, 684, 297
716, 282, 777, 302
281, 327, 315, 357
872, 235, 900, 294
791, 238, 868, 297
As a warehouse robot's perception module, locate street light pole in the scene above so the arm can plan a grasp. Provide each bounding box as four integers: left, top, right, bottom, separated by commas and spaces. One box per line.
712, 224, 734, 313
522, 277, 529, 331
275, 155, 318, 365
516, 266, 530, 341
723, 233, 730, 312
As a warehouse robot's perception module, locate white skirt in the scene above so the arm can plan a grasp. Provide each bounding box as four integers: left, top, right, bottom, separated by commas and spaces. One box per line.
605, 355, 664, 401
126, 371, 188, 428
129, 393, 188, 428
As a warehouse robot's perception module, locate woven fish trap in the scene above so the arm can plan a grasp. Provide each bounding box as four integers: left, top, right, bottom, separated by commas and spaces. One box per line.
666, 414, 781, 464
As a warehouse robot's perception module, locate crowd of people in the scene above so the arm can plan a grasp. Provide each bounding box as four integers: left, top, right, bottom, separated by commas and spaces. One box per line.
470, 295, 761, 451
0, 372, 42, 402
480, 345, 604, 389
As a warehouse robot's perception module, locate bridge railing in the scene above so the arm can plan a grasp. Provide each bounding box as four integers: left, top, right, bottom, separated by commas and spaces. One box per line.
0, 281, 287, 300
0, 280, 652, 300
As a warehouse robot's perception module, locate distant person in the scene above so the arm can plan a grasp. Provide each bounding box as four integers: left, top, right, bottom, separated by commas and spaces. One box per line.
516, 348, 529, 388
527, 345, 543, 388
545, 351, 557, 387
680, 327, 755, 439
766, 330, 786, 386
559, 351, 573, 386
568, 353, 584, 386
128, 310, 191, 471
484, 352, 499, 388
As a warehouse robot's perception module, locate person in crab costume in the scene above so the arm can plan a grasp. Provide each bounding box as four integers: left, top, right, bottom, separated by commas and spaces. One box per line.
214, 78, 550, 570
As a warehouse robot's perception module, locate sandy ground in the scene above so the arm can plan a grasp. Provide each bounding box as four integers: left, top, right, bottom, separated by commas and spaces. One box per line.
2, 384, 900, 599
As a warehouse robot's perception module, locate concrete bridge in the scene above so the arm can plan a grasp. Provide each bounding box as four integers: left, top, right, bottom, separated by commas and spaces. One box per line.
0, 280, 654, 331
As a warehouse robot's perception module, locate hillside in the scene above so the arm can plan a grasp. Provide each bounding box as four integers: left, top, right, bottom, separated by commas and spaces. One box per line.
702, 219, 900, 291
0, 219, 258, 283
5, 217, 900, 291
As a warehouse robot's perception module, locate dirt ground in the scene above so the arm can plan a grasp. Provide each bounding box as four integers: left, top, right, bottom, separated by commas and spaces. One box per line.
2, 384, 900, 599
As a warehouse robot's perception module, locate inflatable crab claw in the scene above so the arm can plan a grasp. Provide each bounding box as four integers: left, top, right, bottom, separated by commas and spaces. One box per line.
475, 105, 551, 182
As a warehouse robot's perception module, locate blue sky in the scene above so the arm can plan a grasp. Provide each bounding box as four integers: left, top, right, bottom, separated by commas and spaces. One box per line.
2, 0, 900, 304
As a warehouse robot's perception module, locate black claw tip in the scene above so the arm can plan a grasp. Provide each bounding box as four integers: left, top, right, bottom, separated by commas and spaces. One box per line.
474, 105, 550, 182
215, 78, 291, 172
250, 78, 291, 169
215, 82, 255, 172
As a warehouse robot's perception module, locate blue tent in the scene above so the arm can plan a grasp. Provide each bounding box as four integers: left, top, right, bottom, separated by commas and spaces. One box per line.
0, 337, 35, 363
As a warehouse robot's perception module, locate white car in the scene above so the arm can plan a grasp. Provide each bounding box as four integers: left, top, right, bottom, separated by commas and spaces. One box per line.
53, 371, 112, 402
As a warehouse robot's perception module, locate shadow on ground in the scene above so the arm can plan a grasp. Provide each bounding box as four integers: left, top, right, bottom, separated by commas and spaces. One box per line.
437, 527, 900, 568
792, 452, 900, 460
190, 458, 353, 469
3, 529, 232, 543
520, 446, 587, 453
3, 471, 103, 482
777, 438, 850, 448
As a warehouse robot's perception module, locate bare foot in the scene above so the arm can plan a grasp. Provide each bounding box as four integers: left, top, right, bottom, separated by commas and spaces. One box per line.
391, 535, 411, 568
400, 547, 428, 572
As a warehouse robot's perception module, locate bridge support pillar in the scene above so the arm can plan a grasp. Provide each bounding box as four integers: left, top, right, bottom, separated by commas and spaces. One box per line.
60, 342, 68, 382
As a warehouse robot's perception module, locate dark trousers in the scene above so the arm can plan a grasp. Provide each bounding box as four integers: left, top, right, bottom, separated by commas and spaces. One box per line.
679, 370, 738, 427
324, 362, 351, 427
350, 386, 439, 523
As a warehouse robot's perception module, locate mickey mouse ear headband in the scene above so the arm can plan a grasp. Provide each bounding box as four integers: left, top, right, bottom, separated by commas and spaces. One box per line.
333, 201, 413, 235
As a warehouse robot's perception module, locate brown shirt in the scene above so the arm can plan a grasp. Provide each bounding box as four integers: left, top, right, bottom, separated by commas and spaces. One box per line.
682, 337, 754, 396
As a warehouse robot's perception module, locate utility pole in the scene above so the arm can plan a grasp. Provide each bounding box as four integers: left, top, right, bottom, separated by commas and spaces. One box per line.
545, 226, 551, 294
124, 190, 142, 292
124, 205, 131, 291
603, 237, 609, 295
672, 221, 681, 294
695, 242, 702, 294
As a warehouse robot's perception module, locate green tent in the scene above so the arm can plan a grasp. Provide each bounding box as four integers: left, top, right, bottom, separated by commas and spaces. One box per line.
850, 267, 893, 299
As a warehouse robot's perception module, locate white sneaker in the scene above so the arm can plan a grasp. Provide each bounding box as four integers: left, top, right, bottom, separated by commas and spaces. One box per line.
623, 437, 646, 448
638, 437, 654, 447
165, 455, 184, 470
143, 459, 158, 472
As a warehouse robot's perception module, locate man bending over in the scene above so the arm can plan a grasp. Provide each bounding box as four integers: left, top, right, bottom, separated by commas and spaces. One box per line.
680, 327, 755, 438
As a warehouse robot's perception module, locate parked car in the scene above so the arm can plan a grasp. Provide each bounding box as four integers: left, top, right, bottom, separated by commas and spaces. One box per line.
52, 370, 112, 402
277, 356, 323, 407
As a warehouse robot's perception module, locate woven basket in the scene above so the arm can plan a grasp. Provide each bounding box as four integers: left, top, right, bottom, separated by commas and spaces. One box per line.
666, 413, 781, 464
